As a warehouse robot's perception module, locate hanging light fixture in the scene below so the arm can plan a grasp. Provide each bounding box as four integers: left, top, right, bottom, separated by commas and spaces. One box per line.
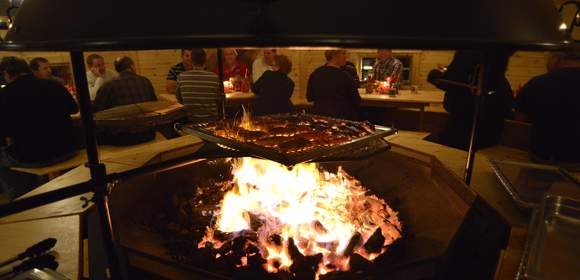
558, 1, 580, 36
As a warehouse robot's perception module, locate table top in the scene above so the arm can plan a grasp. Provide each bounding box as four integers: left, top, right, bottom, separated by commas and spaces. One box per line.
0, 135, 203, 224
359, 89, 444, 105
0, 215, 81, 279
225, 91, 256, 100
94, 101, 184, 121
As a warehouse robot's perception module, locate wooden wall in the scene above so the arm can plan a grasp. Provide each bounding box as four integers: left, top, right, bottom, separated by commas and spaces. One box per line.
0, 49, 549, 102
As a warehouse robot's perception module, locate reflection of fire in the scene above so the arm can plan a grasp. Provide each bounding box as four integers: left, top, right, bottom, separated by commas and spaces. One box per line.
198, 158, 402, 277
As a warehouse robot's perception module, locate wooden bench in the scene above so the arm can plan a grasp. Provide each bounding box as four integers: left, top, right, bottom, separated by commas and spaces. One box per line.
11, 133, 167, 179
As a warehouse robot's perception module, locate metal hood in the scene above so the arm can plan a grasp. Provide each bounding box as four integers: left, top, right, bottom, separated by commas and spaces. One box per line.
1, 0, 572, 51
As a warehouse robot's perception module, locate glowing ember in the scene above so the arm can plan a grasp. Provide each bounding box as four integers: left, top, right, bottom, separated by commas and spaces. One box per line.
198, 157, 402, 277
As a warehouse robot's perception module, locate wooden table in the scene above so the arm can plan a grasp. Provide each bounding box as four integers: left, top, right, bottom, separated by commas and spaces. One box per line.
94, 101, 185, 129
0, 215, 82, 279
360, 89, 444, 130
0, 135, 204, 279
159, 92, 256, 107
225, 91, 256, 106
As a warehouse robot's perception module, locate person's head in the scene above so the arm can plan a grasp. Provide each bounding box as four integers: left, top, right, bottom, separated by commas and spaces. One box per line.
324, 49, 347, 66
263, 49, 277, 65
0, 56, 31, 83
29, 57, 52, 79
191, 48, 207, 67
272, 55, 292, 74
377, 49, 393, 61
547, 50, 580, 72
223, 48, 238, 66
86, 54, 106, 75
114, 56, 136, 73
181, 49, 193, 69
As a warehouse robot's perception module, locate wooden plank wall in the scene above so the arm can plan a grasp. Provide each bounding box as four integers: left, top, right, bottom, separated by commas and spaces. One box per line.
0, 49, 549, 102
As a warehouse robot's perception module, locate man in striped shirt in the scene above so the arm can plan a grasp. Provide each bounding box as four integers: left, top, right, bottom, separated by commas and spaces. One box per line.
177, 49, 224, 122
166, 49, 193, 96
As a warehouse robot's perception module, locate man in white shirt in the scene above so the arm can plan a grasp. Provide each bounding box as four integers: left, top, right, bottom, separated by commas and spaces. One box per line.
252, 49, 276, 82
86, 54, 117, 100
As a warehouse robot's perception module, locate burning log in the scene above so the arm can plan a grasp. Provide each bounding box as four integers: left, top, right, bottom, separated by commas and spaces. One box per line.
287, 238, 305, 263
289, 261, 316, 280
181, 157, 404, 278
305, 253, 323, 268
247, 252, 266, 267
232, 236, 247, 257
349, 253, 374, 273
269, 234, 283, 247
342, 233, 362, 257
364, 228, 385, 254
246, 242, 260, 255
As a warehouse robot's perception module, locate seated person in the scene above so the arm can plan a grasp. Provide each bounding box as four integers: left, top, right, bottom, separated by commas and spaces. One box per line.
0, 57, 78, 198
515, 51, 580, 166
251, 54, 294, 116
166, 49, 193, 96
177, 49, 223, 122
307, 50, 361, 120
86, 53, 117, 101
93, 56, 158, 145
342, 61, 360, 87
29, 57, 65, 85
427, 50, 514, 151
252, 49, 276, 82
215, 48, 248, 81
373, 49, 403, 81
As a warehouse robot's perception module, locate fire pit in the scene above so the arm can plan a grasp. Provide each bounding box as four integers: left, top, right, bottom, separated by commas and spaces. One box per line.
110, 148, 474, 280
195, 157, 402, 279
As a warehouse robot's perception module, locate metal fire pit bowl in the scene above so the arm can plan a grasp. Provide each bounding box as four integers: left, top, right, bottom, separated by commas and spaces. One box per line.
109, 149, 477, 280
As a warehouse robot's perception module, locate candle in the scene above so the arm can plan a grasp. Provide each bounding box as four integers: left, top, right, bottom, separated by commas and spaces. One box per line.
378, 81, 390, 94
223, 80, 233, 92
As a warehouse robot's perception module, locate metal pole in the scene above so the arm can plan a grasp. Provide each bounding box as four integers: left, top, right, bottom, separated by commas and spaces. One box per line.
464, 55, 489, 185
70, 51, 124, 279
217, 48, 226, 119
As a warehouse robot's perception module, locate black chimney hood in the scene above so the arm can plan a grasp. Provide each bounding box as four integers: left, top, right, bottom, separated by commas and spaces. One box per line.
1, 0, 572, 51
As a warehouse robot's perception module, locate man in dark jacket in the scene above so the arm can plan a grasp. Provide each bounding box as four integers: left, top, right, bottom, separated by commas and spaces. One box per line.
307, 50, 361, 120
427, 50, 514, 150
0, 57, 78, 198
515, 51, 580, 166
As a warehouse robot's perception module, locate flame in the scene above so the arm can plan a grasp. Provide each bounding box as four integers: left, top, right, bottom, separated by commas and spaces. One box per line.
199, 157, 402, 276
239, 106, 254, 130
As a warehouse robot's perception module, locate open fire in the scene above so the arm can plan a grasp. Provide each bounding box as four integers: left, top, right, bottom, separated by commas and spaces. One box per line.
197, 157, 403, 279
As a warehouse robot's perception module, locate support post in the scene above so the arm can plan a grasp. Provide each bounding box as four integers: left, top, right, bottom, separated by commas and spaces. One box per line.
464, 53, 491, 185
217, 48, 226, 119
70, 51, 124, 279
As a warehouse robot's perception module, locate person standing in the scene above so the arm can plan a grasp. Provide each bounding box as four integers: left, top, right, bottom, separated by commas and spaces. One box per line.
166, 49, 193, 96
427, 50, 514, 150
307, 50, 361, 120
251, 55, 294, 116
252, 49, 276, 82
29, 57, 65, 85
0, 57, 78, 198
373, 49, 403, 81
515, 51, 580, 166
177, 49, 223, 122
86, 53, 117, 100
